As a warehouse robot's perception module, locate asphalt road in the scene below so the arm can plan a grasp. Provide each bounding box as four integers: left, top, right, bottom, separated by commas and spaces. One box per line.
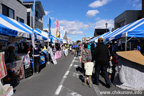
14, 53, 144, 96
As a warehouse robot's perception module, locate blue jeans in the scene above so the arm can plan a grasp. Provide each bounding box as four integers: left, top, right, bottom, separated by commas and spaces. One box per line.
76, 51, 79, 56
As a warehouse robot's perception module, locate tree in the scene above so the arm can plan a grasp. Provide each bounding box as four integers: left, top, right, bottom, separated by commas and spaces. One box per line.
76, 40, 81, 44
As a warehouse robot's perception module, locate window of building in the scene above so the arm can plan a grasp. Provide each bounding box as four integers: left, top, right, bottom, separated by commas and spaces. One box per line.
2, 5, 8, 16
2, 4, 15, 19
9, 9, 14, 19
27, 12, 30, 26
17, 17, 24, 23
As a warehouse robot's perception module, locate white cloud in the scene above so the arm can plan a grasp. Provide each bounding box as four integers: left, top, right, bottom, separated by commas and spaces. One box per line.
44, 11, 50, 16
89, 0, 111, 8
93, 19, 114, 30
95, 17, 101, 21
59, 20, 89, 35
132, 0, 142, 9
50, 17, 54, 20
86, 10, 99, 18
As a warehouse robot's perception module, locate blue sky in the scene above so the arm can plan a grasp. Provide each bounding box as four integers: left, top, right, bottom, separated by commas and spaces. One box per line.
24, 0, 142, 41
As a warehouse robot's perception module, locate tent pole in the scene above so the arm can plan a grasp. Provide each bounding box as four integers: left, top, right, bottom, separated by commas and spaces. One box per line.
125, 32, 127, 51
130, 42, 131, 50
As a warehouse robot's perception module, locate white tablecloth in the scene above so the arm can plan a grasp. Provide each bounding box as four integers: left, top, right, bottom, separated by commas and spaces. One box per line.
114, 57, 144, 90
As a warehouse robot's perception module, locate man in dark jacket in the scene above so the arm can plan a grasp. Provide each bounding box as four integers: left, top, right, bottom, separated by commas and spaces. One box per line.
93, 37, 111, 88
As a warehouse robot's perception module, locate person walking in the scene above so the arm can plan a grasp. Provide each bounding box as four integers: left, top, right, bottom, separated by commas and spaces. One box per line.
83, 55, 94, 88
65, 43, 69, 56
87, 43, 91, 51
93, 37, 111, 88
80, 43, 91, 75
91, 42, 95, 54
32, 42, 41, 73
76, 45, 80, 57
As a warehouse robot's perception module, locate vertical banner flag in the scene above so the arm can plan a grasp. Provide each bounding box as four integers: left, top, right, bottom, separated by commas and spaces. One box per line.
56, 20, 59, 31
32, 0, 35, 48
60, 26, 65, 39
49, 17, 51, 37
0, 52, 7, 79
49, 17, 53, 42
56, 20, 60, 38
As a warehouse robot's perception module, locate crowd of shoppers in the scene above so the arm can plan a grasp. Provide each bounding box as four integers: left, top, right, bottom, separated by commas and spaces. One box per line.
73, 37, 120, 88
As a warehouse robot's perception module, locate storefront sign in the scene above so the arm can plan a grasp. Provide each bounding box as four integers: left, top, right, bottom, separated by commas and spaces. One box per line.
39, 56, 45, 65
21, 55, 31, 69
0, 52, 7, 79
49, 47, 57, 65
6, 60, 24, 80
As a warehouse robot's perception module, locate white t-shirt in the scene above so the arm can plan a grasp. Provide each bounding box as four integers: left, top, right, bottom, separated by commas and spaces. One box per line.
85, 62, 94, 75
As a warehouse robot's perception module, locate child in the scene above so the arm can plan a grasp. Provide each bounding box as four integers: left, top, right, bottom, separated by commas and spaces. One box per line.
83, 55, 94, 88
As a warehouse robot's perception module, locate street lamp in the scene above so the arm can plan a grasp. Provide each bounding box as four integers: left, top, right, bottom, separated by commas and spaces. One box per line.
105, 22, 108, 32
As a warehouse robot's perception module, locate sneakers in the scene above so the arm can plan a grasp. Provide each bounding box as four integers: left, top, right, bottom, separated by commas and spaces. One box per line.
89, 84, 92, 88
82, 83, 86, 86
82, 83, 93, 88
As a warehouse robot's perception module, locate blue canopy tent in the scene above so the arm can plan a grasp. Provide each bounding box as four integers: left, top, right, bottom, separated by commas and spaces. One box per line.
105, 18, 144, 41
35, 28, 48, 40
0, 24, 18, 37
121, 21, 144, 38
104, 18, 144, 50
0, 14, 45, 41
104, 24, 130, 41
88, 32, 111, 43
0, 14, 32, 38
88, 35, 101, 43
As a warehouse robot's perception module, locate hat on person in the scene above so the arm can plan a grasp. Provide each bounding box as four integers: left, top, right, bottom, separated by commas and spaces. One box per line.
86, 55, 92, 61
98, 37, 103, 43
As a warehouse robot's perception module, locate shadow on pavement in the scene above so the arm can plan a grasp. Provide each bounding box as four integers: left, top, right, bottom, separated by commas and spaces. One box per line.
39, 64, 46, 72
79, 75, 84, 82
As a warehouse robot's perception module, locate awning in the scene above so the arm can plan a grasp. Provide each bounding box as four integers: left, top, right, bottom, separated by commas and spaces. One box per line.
0, 14, 32, 38
35, 28, 48, 40
105, 18, 144, 41
122, 20, 144, 38
88, 32, 111, 43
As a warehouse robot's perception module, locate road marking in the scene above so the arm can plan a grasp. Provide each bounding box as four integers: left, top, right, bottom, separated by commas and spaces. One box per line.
74, 60, 79, 62
54, 57, 76, 95
55, 85, 63, 95
74, 65, 79, 68
64, 87, 82, 96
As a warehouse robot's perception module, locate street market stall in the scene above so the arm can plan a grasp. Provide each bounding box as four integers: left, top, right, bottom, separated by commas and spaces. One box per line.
88, 32, 111, 43
114, 50, 144, 90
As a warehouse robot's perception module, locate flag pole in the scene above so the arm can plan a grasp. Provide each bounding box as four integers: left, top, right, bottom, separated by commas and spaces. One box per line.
47, 16, 51, 64
32, 0, 35, 73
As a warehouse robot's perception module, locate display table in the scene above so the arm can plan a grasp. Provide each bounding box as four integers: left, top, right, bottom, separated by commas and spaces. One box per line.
114, 50, 144, 90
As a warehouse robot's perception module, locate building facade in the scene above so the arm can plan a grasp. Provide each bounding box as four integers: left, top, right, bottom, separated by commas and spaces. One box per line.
0, 0, 27, 24
142, 0, 144, 17
115, 10, 142, 29
23, 1, 45, 30
94, 29, 109, 37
